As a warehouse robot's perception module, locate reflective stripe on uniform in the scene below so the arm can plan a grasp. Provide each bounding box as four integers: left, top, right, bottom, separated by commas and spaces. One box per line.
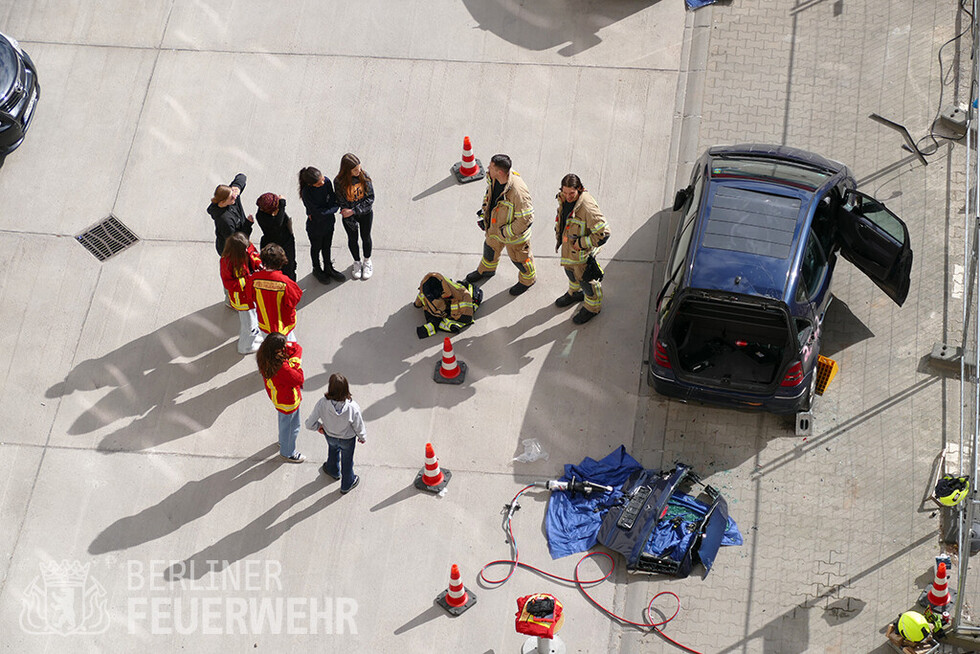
266, 377, 300, 413
439, 318, 464, 332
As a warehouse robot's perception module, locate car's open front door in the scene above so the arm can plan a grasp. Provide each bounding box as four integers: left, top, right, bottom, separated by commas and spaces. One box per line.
837, 189, 913, 306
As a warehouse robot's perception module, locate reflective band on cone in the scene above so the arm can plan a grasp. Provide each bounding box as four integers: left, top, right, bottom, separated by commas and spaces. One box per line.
435, 562, 477, 615
423, 442, 444, 486
441, 337, 460, 378
434, 336, 467, 384
927, 561, 951, 607
446, 564, 468, 607
459, 137, 479, 177
414, 441, 452, 493
451, 136, 485, 184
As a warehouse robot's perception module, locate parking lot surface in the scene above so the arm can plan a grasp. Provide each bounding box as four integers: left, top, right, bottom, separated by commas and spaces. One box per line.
0, 1, 968, 652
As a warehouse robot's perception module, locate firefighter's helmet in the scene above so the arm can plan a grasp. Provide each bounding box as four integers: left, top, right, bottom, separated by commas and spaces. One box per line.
897, 611, 932, 642
936, 475, 970, 507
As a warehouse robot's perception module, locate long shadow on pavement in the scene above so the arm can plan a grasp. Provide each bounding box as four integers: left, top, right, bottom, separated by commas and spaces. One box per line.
88, 445, 280, 554
46, 302, 262, 451
306, 303, 432, 392
163, 477, 340, 581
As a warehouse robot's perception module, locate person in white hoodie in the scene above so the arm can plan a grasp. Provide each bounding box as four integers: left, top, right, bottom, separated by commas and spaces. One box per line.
305, 373, 366, 493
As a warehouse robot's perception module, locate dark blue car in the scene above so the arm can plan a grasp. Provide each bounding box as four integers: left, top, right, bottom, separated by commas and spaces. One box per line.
649, 144, 913, 414
0, 31, 40, 157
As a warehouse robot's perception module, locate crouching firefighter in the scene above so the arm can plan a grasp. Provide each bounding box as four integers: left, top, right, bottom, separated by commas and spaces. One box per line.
413, 273, 483, 339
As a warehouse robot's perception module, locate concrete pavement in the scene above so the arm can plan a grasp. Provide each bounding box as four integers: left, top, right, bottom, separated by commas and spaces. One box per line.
0, 0, 970, 652
0, 1, 682, 652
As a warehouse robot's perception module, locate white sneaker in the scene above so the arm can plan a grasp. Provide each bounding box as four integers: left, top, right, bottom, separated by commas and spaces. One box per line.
361, 258, 373, 280
351, 261, 362, 280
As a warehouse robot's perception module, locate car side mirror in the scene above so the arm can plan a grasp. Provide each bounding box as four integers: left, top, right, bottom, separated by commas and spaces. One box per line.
673, 187, 691, 212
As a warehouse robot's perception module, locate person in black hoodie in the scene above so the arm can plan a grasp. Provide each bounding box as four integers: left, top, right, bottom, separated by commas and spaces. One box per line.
335, 153, 376, 280
207, 173, 254, 256
255, 192, 297, 281
298, 166, 346, 284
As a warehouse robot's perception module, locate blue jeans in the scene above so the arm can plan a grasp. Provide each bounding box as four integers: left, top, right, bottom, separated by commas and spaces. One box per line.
324, 435, 357, 491
277, 410, 301, 457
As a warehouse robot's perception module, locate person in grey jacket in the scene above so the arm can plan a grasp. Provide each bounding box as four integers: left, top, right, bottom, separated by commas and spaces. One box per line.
305, 373, 366, 493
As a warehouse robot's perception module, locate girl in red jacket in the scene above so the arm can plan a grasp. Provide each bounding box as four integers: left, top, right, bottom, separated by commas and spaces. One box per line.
256, 333, 306, 463
220, 232, 264, 354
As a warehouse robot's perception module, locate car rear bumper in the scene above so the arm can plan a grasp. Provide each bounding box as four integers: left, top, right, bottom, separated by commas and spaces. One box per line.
649, 365, 811, 415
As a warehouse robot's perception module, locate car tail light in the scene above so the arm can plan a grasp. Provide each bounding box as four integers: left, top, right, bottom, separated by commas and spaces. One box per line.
780, 362, 803, 387
654, 340, 672, 369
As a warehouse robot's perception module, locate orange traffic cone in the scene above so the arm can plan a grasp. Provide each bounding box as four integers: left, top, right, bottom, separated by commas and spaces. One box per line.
926, 561, 952, 608
451, 136, 485, 184
414, 442, 452, 493
434, 336, 467, 384
435, 563, 477, 615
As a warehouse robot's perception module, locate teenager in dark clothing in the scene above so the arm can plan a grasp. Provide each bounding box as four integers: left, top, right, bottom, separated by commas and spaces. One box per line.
298, 166, 346, 284
255, 193, 297, 281
334, 153, 376, 280
207, 173, 254, 256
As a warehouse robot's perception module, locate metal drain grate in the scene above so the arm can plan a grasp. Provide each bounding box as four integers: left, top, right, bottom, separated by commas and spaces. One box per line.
75, 215, 140, 262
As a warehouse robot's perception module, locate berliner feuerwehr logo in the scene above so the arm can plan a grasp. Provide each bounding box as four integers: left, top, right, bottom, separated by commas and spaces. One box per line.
20, 560, 110, 635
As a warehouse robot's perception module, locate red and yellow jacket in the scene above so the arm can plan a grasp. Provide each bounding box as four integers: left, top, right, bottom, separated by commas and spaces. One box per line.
246, 270, 303, 335
220, 244, 262, 310
264, 342, 304, 413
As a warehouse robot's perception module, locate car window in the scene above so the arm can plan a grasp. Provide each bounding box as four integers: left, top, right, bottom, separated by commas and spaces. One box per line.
710, 156, 832, 191
667, 169, 703, 279
0, 37, 17, 95
812, 191, 837, 256
843, 193, 905, 243
796, 229, 828, 303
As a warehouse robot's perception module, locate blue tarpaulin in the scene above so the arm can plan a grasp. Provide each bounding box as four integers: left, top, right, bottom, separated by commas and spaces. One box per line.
544, 446, 742, 560
686, 0, 718, 9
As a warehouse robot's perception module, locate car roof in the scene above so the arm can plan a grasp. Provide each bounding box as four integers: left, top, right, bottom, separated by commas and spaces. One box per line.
680, 144, 853, 302
687, 179, 812, 300
707, 143, 847, 175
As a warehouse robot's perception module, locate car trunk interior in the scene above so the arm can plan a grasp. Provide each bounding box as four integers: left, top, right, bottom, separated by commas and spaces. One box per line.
669, 297, 791, 390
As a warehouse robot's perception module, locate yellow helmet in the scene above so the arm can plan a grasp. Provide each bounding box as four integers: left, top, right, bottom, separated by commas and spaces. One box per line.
936, 475, 970, 507
897, 611, 932, 642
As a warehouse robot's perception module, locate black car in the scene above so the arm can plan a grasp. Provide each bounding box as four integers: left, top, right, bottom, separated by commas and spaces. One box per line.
0, 31, 40, 156
649, 144, 913, 414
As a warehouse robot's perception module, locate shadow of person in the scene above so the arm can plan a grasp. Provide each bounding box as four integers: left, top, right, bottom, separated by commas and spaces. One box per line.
95, 371, 261, 452
510, 209, 703, 474
47, 302, 234, 400
49, 302, 258, 450
88, 445, 280, 555
305, 303, 433, 391
460, 0, 658, 56
361, 303, 562, 421
296, 271, 346, 306
163, 477, 340, 581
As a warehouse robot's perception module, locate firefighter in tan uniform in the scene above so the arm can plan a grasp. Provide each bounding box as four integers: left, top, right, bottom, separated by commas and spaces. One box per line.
464, 154, 536, 296
554, 174, 610, 324
413, 272, 483, 338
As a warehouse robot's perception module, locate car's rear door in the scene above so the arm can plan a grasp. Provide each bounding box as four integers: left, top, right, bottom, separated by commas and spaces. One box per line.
836, 190, 913, 306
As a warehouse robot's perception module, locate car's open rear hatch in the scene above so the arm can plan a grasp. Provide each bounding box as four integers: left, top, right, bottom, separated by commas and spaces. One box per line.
668, 294, 792, 392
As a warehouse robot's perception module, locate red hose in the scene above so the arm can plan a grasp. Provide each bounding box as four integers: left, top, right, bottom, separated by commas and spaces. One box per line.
480, 486, 703, 654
